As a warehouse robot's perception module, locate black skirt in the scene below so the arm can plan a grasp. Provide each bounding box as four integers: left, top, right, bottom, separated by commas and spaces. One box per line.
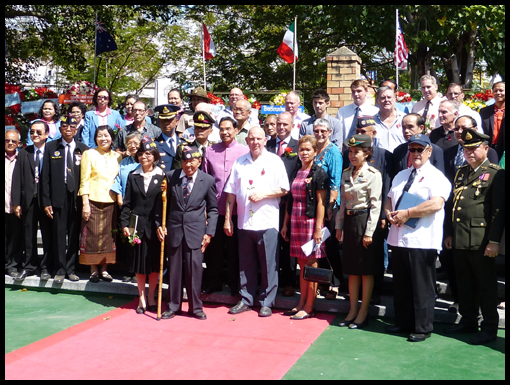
341, 212, 378, 276
131, 234, 161, 275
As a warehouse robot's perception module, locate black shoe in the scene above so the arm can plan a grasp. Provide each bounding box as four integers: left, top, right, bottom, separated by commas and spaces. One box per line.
40, 271, 51, 281
283, 308, 299, 316
349, 316, 369, 330
339, 318, 356, 327
408, 333, 431, 342
444, 323, 478, 334
192, 311, 207, 320
229, 301, 251, 315
54, 274, 65, 284
259, 306, 272, 317
14, 270, 30, 281
136, 306, 146, 315
471, 331, 497, 345
161, 310, 177, 320
89, 272, 100, 283
147, 305, 158, 313
67, 273, 80, 282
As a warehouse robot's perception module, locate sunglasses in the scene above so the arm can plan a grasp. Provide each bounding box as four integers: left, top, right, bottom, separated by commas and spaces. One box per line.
409, 147, 428, 153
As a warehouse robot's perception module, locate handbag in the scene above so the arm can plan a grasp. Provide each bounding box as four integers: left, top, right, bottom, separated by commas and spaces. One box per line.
303, 265, 333, 285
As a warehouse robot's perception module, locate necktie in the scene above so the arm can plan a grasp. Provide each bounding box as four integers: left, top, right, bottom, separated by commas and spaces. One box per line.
395, 168, 417, 209
168, 137, 175, 157
34, 149, 41, 185
183, 176, 192, 205
66, 144, 75, 192
347, 106, 360, 139
422, 100, 431, 120
277, 140, 284, 157
454, 145, 465, 169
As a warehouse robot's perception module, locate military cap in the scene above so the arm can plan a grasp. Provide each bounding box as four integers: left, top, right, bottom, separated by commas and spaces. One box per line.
345, 134, 372, 148
182, 146, 202, 160
154, 104, 180, 120
185, 87, 211, 102
61, 115, 78, 125
357, 116, 377, 129
193, 111, 215, 128
408, 133, 431, 147
461, 128, 490, 148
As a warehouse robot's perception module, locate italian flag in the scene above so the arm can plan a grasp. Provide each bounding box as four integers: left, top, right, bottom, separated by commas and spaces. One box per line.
277, 22, 298, 64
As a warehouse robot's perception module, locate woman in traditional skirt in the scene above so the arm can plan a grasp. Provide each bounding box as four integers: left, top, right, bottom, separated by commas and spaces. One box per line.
79, 125, 122, 282
120, 137, 164, 314
281, 136, 329, 320
335, 134, 382, 329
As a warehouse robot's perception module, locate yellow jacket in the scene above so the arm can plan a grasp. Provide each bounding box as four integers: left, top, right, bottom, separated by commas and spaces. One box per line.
79, 148, 122, 203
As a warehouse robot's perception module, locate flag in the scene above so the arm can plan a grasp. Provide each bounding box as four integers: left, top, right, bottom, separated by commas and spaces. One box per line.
395, 20, 408, 69
95, 18, 117, 57
201, 23, 216, 60
277, 22, 298, 64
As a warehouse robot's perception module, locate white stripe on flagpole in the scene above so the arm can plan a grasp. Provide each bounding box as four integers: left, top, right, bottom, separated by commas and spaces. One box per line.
396, 9, 399, 89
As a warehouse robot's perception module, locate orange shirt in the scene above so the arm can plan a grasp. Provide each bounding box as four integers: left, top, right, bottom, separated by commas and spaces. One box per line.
493, 106, 505, 144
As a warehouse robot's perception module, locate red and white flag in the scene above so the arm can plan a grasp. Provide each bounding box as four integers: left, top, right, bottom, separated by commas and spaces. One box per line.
395, 20, 408, 69
201, 23, 216, 60
277, 22, 298, 64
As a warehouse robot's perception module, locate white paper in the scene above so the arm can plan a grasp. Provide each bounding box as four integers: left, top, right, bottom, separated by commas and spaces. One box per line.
301, 227, 331, 257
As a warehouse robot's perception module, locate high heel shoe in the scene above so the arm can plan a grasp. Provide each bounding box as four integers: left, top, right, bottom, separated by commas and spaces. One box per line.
348, 316, 369, 329
290, 310, 313, 320
339, 318, 356, 327
283, 308, 300, 316
136, 306, 146, 314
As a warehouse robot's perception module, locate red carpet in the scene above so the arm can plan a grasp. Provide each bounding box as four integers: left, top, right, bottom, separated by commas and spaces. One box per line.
5, 299, 335, 380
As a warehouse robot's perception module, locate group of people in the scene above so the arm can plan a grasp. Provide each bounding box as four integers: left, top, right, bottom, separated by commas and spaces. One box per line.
5, 77, 505, 345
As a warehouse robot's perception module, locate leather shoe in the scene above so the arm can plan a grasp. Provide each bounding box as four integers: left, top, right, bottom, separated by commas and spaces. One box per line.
54, 274, 65, 284
67, 274, 80, 282
339, 318, 356, 327
136, 306, 146, 315
408, 333, 431, 342
7, 269, 19, 278
229, 301, 251, 315
385, 325, 411, 334
444, 323, 478, 334
349, 316, 369, 330
161, 310, 177, 319
14, 270, 30, 281
283, 308, 299, 316
40, 271, 51, 281
471, 331, 497, 345
290, 310, 312, 320
192, 311, 207, 320
259, 306, 272, 317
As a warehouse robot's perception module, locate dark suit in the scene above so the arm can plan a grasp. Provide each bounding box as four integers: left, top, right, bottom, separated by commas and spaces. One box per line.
266, 137, 301, 288
480, 105, 505, 160
392, 142, 445, 176
154, 133, 185, 172
120, 170, 165, 274
11, 145, 53, 274
449, 159, 505, 335
41, 140, 89, 276
155, 169, 218, 314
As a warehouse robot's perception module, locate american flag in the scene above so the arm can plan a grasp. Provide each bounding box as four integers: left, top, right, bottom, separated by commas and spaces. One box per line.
395, 20, 408, 69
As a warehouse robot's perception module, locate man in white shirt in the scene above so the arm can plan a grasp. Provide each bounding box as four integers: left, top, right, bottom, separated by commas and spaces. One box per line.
224, 127, 289, 317
213, 87, 259, 129
285, 91, 310, 140
384, 133, 451, 342
412, 75, 446, 130
336, 80, 379, 144
373, 86, 406, 152
446, 83, 483, 132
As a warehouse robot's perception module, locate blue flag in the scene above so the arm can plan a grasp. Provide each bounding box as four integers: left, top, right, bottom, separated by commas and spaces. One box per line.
95, 19, 117, 57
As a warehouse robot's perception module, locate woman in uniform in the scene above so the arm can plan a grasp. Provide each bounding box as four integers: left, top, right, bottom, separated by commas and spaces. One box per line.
335, 135, 382, 329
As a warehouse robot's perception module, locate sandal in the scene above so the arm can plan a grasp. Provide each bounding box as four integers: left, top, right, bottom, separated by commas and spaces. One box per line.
101, 271, 113, 282
89, 272, 100, 283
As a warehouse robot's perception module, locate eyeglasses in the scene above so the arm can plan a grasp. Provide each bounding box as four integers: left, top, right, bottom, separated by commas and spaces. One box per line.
233, 108, 248, 113
97, 96, 109, 100
133, 109, 146, 114
30, 130, 45, 136
409, 147, 429, 153
138, 152, 154, 159
5, 139, 19, 144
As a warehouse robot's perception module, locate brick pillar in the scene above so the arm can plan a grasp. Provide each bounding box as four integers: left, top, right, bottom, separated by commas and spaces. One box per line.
326, 47, 362, 117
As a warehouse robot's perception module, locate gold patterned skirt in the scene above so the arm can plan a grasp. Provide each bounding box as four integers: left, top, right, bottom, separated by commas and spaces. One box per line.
79, 201, 117, 265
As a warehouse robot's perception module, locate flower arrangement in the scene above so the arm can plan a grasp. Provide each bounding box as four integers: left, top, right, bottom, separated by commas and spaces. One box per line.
464, 89, 493, 112
65, 81, 99, 96
207, 92, 225, 106
396, 90, 412, 103
270, 92, 287, 106
423, 114, 436, 136
112, 228, 142, 246
244, 94, 262, 110
22, 87, 58, 101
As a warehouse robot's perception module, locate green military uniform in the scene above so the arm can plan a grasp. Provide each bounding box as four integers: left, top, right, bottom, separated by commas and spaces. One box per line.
449, 129, 505, 343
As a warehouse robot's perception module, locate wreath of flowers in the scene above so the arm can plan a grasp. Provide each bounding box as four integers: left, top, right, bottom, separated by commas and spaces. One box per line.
395, 90, 412, 103
464, 89, 493, 112
65, 80, 99, 96
207, 92, 226, 106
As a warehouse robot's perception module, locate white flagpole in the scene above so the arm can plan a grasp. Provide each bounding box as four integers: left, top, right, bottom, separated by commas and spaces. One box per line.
293, 16, 297, 92
395, 9, 399, 89
202, 24, 207, 91
94, 13, 98, 86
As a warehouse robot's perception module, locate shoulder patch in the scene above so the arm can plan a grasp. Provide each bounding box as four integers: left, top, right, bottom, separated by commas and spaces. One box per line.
343, 167, 352, 172
489, 163, 502, 170
367, 166, 379, 173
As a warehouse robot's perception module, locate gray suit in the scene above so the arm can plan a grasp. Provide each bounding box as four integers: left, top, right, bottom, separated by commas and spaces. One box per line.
155, 169, 218, 314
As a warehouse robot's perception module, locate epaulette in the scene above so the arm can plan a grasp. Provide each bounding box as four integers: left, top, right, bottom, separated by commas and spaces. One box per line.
367, 166, 379, 173
181, 137, 194, 144
343, 166, 352, 172
488, 163, 502, 170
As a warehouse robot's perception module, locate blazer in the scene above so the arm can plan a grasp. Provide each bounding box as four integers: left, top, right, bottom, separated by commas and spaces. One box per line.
119, 169, 165, 241
155, 169, 218, 250
41, 140, 89, 209
154, 133, 185, 172
266, 137, 302, 183
443, 144, 500, 185
82, 109, 123, 149
11, 145, 42, 210
480, 105, 505, 160
392, 142, 445, 176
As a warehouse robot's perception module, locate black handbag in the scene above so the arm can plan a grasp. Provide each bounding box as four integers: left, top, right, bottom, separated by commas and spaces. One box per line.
303, 265, 333, 285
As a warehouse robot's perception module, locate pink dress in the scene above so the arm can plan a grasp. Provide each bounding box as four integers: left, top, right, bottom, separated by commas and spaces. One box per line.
290, 169, 326, 260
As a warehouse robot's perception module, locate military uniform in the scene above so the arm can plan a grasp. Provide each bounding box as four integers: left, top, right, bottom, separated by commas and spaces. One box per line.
448, 129, 505, 342
153, 104, 183, 171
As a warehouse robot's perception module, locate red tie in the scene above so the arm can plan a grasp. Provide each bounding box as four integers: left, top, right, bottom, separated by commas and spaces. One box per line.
277, 141, 284, 157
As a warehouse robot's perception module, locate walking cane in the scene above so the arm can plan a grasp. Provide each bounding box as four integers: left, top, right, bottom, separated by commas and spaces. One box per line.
157, 178, 168, 321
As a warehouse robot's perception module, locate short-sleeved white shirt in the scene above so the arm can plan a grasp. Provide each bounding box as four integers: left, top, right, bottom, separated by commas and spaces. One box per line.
224, 149, 290, 231
387, 161, 452, 252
